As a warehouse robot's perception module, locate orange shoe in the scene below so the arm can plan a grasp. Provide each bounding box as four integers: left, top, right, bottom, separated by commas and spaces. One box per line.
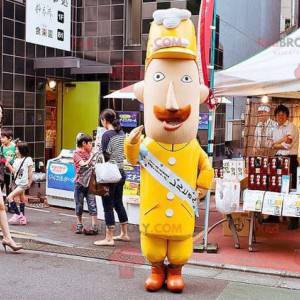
144, 264, 166, 292
166, 265, 184, 293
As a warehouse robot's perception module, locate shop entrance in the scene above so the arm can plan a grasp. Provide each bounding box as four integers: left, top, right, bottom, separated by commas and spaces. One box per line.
45, 81, 100, 161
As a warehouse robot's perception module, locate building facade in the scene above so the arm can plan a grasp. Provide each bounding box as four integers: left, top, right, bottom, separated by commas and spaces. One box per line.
0, 0, 285, 162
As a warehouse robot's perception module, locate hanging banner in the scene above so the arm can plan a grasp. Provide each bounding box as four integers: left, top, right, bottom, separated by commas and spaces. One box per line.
26, 0, 71, 51
118, 111, 138, 128
198, 0, 215, 86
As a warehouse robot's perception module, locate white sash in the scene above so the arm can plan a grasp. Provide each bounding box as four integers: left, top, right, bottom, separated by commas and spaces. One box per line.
139, 144, 199, 216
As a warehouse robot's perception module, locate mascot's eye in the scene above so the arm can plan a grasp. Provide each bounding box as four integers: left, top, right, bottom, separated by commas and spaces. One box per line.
153, 72, 165, 82
181, 75, 193, 83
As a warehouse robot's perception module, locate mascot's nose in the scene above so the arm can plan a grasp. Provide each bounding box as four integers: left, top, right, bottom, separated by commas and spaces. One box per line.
166, 82, 179, 111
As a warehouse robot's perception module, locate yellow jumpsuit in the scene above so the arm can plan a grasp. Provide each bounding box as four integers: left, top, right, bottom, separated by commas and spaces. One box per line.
125, 137, 213, 265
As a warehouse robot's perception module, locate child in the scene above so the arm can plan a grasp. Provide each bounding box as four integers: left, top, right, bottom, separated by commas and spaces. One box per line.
0, 128, 16, 210
5, 141, 33, 225
73, 133, 98, 235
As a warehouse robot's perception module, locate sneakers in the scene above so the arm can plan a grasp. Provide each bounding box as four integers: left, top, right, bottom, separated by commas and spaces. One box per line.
19, 214, 27, 225
8, 214, 23, 225
75, 223, 84, 234
83, 225, 98, 236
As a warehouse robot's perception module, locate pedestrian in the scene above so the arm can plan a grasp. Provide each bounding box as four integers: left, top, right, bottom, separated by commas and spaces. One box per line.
271, 104, 299, 230
6, 141, 33, 226
94, 109, 129, 247
0, 105, 22, 252
0, 128, 16, 212
73, 133, 98, 235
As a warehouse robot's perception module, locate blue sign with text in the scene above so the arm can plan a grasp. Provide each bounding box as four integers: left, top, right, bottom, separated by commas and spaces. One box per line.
47, 160, 75, 191
118, 111, 138, 128
199, 113, 209, 129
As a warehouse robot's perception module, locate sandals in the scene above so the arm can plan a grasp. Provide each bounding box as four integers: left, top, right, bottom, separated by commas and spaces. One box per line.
94, 239, 115, 246
113, 235, 130, 242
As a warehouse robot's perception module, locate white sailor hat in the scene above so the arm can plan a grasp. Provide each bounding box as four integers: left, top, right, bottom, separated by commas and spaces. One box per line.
258, 105, 271, 113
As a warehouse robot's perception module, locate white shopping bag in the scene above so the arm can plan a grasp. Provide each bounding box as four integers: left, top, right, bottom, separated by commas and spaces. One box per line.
215, 178, 241, 214
95, 162, 122, 184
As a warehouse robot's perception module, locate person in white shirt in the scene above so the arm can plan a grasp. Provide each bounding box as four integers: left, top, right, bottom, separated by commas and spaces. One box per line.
272, 104, 299, 229
253, 104, 277, 155
6, 141, 33, 226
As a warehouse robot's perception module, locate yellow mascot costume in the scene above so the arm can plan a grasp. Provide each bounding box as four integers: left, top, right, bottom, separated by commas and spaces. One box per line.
125, 8, 214, 293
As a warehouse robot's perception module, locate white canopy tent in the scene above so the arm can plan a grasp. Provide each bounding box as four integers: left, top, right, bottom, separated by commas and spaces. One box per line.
214, 28, 300, 98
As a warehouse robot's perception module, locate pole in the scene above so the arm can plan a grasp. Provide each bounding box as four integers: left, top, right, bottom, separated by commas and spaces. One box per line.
200, 0, 218, 253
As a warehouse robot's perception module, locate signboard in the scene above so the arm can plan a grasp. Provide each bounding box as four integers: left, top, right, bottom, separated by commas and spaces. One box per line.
198, 113, 209, 129
26, 0, 71, 51
123, 164, 140, 196
47, 160, 75, 191
118, 112, 138, 128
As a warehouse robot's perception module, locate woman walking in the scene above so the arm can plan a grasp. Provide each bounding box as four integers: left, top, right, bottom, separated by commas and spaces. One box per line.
94, 109, 129, 246
0, 105, 22, 252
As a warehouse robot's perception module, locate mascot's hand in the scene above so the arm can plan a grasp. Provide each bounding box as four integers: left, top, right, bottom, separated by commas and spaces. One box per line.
197, 188, 208, 201
128, 125, 144, 144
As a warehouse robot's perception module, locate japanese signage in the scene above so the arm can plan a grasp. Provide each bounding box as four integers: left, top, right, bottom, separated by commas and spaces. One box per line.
198, 113, 209, 129
118, 112, 138, 128
47, 160, 75, 191
26, 0, 71, 51
123, 164, 140, 196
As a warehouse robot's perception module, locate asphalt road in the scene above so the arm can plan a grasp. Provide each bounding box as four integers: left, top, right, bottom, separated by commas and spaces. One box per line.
1, 250, 300, 300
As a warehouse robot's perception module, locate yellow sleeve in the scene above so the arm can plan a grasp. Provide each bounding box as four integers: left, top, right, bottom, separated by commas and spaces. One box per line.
124, 138, 140, 165
196, 147, 214, 189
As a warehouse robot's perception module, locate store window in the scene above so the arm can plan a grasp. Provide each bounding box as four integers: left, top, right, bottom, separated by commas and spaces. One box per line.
126, 0, 142, 45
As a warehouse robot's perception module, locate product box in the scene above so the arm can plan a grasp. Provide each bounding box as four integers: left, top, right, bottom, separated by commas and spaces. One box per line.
269, 157, 277, 175
262, 192, 284, 216
261, 157, 269, 174
277, 175, 282, 192
235, 159, 245, 180
215, 178, 241, 214
261, 174, 268, 191
254, 156, 262, 174
282, 157, 290, 175
222, 159, 231, 179
214, 168, 219, 178
248, 156, 256, 174
282, 193, 300, 217
276, 156, 284, 175
243, 189, 265, 212
248, 174, 256, 190
281, 175, 290, 194
255, 174, 262, 190
222, 212, 250, 237
229, 160, 237, 177
269, 175, 278, 192
297, 167, 300, 193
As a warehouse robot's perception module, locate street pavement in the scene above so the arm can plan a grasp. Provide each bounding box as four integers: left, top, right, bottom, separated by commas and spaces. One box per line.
1, 251, 300, 300
1, 206, 300, 299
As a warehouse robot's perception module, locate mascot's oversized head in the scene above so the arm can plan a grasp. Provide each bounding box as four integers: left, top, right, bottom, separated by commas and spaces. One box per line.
134, 8, 209, 144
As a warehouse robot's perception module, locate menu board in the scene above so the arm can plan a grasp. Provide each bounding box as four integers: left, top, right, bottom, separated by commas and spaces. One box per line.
262, 192, 284, 216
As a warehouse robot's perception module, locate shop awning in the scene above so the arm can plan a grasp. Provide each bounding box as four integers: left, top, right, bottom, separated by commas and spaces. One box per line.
34, 56, 112, 74
214, 29, 300, 98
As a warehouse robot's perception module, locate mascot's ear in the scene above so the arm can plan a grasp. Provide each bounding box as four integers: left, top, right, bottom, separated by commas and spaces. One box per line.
199, 85, 209, 104
134, 81, 145, 103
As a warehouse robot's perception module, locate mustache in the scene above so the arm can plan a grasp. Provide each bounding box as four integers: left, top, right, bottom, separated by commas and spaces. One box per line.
153, 105, 191, 122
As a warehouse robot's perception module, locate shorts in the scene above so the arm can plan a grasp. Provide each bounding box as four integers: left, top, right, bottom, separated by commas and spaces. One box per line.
74, 182, 97, 216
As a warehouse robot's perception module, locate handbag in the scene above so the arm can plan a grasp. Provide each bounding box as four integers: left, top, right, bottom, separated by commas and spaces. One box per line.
88, 169, 110, 196
95, 161, 122, 184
